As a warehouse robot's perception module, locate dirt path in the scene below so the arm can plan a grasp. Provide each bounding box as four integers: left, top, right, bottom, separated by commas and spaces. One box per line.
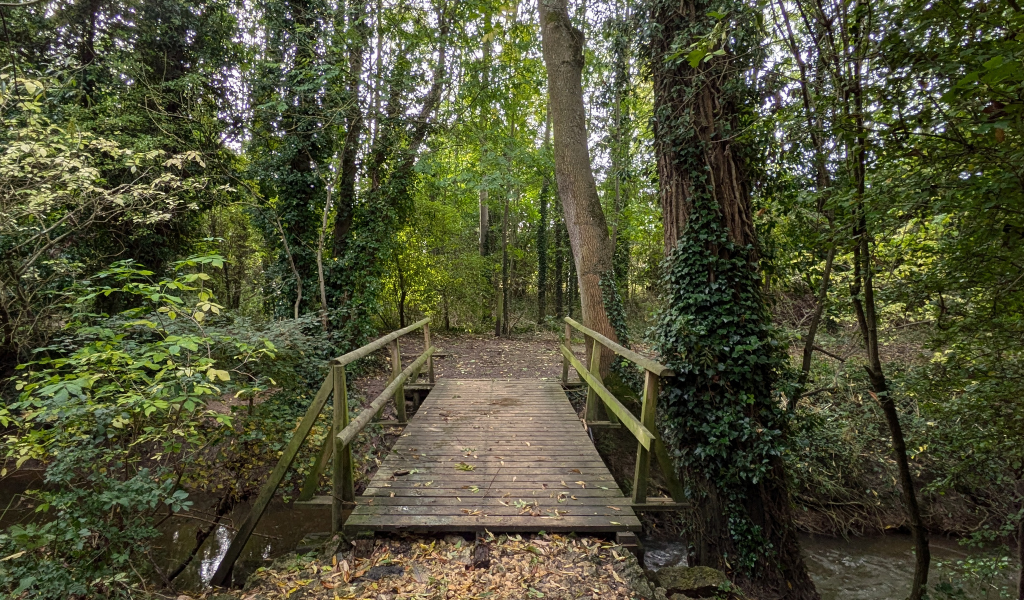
353, 330, 584, 403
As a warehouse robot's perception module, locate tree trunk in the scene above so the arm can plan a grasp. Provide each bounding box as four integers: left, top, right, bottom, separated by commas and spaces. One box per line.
480, 191, 489, 255
537, 110, 551, 323
317, 183, 332, 333
330, 0, 368, 260
847, 0, 929, 590
396, 251, 407, 328
567, 255, 577, 319
554, 214, 564, 318
501, 191, 510, 336
1016, 484, 1023, 600
538, 0, 619, 370
775, 0, 837, 404
271, 211, 302, 320
647, 1, 818, 598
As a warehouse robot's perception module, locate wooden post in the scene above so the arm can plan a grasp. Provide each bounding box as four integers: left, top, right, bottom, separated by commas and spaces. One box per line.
562, 322, 571, 385
654, 438, 687, 502
423, 322, 435, 383
632, 370, 658, 504
584, 337, 602, 422
333, 364, 354, 532
392, 339, 406, 423
297, 435, 333, 502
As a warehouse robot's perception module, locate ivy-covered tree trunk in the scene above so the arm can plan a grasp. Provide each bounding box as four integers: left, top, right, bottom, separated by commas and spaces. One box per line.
331, 0, 369, 260
646, 1, 818, 598
538, 0, 620, 370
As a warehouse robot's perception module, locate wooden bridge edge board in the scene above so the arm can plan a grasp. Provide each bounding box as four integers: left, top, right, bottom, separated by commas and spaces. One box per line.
209, 372, 335, 588
336, 347, 433, 448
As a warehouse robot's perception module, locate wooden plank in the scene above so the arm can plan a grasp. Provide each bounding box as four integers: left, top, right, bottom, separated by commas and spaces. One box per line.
560, 347, 653, 450
332, 318, 429, 366
654, 438, 687, 503
210, 371, 334, 587
365, 478, 619, 488
296, 434, 332, 502
564, 317, 673, 376
584, 338, 602, 422
365, 486, 619, 495
562, 322, 571, 385
585, 421, 622, 430
391, 340, 406, 423
344, 514, 640, 533
366, 473, 618, 483
423, 322, 435, 383
344, 503, 630, 513
347, 378, 640, 535
342, 496, 634, 506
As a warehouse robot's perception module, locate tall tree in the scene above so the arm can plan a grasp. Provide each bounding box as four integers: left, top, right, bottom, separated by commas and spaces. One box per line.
537, 109, 551, 323
538, 0, 620, 368
645, 1, 818, 598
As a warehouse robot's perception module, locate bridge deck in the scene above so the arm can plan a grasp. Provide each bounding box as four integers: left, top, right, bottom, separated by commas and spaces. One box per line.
345, 379, 641, 533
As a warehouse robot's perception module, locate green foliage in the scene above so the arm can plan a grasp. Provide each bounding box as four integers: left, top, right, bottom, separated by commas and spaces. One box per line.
0, 447, 191, 598
0, 75, 210, 369
0, 257, 276, 597
645, 0, 795, 575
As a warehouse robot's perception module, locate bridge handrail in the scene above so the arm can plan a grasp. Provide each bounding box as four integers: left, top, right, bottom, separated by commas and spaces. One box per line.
211, 319, 435, 587
563, 317, 673, 376
559, 316, 686, 510
559, 345, 654, 449
332, 317, 430, 365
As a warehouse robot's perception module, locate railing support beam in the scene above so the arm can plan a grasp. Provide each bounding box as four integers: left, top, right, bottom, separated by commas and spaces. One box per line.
210, 373, 335, 587
632, 370, 659, 504
333, 364, 354, 532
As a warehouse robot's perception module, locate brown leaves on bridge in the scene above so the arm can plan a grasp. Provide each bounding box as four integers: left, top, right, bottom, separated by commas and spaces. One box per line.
216, 533, 642, 600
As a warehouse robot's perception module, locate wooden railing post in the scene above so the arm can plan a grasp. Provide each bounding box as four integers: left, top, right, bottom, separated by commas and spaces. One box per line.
632, 370, 659, 504
584, 337, 602, 422
332, 364, 354, 532
423, 322, 435, 383
562, 322, 571, 385
391, 340, 406, 423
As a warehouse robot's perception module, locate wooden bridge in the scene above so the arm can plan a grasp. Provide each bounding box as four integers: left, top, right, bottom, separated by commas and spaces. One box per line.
210, 318, 685, 587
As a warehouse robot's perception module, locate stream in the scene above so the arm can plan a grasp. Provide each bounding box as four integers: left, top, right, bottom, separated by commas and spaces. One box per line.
646, 533, 1018, 600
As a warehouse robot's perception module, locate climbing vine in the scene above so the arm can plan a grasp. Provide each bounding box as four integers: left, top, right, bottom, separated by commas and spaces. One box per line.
651, 199, 792, 573
644, 0, 801, 582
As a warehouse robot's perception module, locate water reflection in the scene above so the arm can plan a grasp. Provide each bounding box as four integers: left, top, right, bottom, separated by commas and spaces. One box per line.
642, 533, 1018, 600
154, 496, 330, 590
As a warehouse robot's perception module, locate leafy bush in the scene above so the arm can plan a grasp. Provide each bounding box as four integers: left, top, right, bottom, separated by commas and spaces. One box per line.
0, 256, 275, 598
